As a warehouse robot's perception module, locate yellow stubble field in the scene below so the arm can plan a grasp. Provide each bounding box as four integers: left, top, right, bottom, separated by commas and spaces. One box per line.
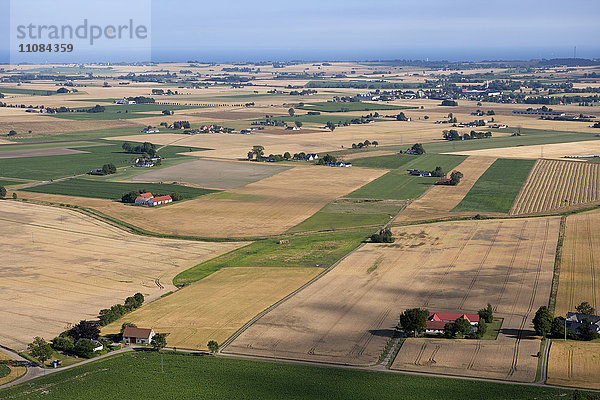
101, 267, 321, 350
0, 201, 245, 351
225, 217, 559, 382
17, 165, 386, 238
547, 341, 600, 389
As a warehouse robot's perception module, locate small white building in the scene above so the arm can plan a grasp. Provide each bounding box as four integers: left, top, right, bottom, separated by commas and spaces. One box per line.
122, 327, 156, 345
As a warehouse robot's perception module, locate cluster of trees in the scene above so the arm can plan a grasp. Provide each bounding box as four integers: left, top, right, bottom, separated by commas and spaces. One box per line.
126, 96, 155, 104
98, 293, 145, 326
152, 89, 177, 95
447, 171, 464, 185
29, 320, 105, 362
0, 186, 6, 198
440, 99, 458, 106
351, 140, 379, 149
172, 121, 191, 129
90, 163, 116, 176
407, 143, 425, 155
370, 227, 394, 243
443, 129, 492, 141
162, 109, 174, 115
396, 112, 409, 121
472, 109, 495, 116
247, 145, 265, 161
533, 302, 599, 341
122, 142, 157, 156
316, 154, 337, 165
85, 105, 105, 113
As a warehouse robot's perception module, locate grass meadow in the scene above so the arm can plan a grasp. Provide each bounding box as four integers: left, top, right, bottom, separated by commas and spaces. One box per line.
453, 158, 536, 213
173, 229, 371, 285
347, 154, 466, 200
298, 101, 414, 112
49, 104, 198, 120
0, 352, 577, 400
0, 141, 206, 180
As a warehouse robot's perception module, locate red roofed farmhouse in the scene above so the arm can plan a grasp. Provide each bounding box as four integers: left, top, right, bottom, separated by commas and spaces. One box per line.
425, 312, 480, 334
122, 327, 156, 344
134, 193, 173, 206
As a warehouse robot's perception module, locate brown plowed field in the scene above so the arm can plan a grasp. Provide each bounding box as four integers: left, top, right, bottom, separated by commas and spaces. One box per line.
0, 201, 245, 351
511, 159, 600, 215
555, 211, 600, 316
226, 217, 559, 382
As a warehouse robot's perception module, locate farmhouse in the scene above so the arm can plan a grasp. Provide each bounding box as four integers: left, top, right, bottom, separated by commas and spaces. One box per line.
122, 327, 155, 345
141, 127, 160, 133
134, 193, 173, 206
565, 312, 600, 335
425, 312, 479, 334
407, 169, 432, 177
305, 153, 319, 161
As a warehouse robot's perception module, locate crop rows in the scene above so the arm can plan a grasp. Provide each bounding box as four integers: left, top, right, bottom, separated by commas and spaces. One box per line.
510, 159, 600, 215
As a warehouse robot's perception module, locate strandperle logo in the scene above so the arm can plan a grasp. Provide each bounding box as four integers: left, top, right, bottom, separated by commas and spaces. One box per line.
15, 19, 148, 45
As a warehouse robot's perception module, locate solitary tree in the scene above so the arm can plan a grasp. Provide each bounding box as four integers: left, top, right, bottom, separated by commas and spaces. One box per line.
0, 186, 6, 198
207, 340, 219, 354
575, 301, 596, 315
294, 121, 302, 128
399, 308, 429, 337
288, 108, 295, 117
533, 306, 553, 338
251, 145, 265, 161
74, 338, 97, 358
410, 143, 425, 155
28, 337, 53, 366
151, 333, 167, 352
69, 320, 100, 341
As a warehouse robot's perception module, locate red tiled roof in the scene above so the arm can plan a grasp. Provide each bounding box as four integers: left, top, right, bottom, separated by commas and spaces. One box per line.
152, 195, 172, 202
429, 312, 479, 323
139, 192, 153, 198
426, 321, 447, 330
122, 327, 153, 339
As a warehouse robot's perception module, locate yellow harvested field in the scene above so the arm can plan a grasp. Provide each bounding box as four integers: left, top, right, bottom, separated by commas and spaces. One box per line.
18, 165, 385, 238
446, 140, 600, 159
0, 201, 245, 351
395, 155, 497, 222
102, 267, 320, 350
555, 211, 600, 316
547, 341, 600, 389
226, 217, 559, 381
510, 159, 600, 215
0, 350, 26, 386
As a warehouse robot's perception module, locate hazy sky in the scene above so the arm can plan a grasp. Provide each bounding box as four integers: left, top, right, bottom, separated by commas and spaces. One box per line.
1, 0, 599, 63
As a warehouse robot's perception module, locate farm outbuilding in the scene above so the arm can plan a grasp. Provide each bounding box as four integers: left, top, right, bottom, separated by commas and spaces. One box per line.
122, 327, 156, 345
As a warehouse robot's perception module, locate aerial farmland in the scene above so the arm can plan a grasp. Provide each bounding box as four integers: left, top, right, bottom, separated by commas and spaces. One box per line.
1, 54, 600, 399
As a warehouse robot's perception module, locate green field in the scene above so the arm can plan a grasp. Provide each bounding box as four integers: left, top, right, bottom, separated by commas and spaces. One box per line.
347, 154, 466, 200
289, 199, 403, 233
0, 141, 206, 181
0, 179, 30, 187
453, 158, 536, 213
22, 178, 217, 200
0, 87, 59, 96
350, 153, 419, 169
0, 352, 578, 400
50, 104, 198, 120
0, 363, 9, 379
298, 101, 414, 112
7, 127, 152, 143
173, 229, 371, 285
0, 141, 100, 152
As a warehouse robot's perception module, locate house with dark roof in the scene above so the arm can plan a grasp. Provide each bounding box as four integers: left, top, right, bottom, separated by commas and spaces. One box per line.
122, 327, 156, 345
565, 312, 600, 335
